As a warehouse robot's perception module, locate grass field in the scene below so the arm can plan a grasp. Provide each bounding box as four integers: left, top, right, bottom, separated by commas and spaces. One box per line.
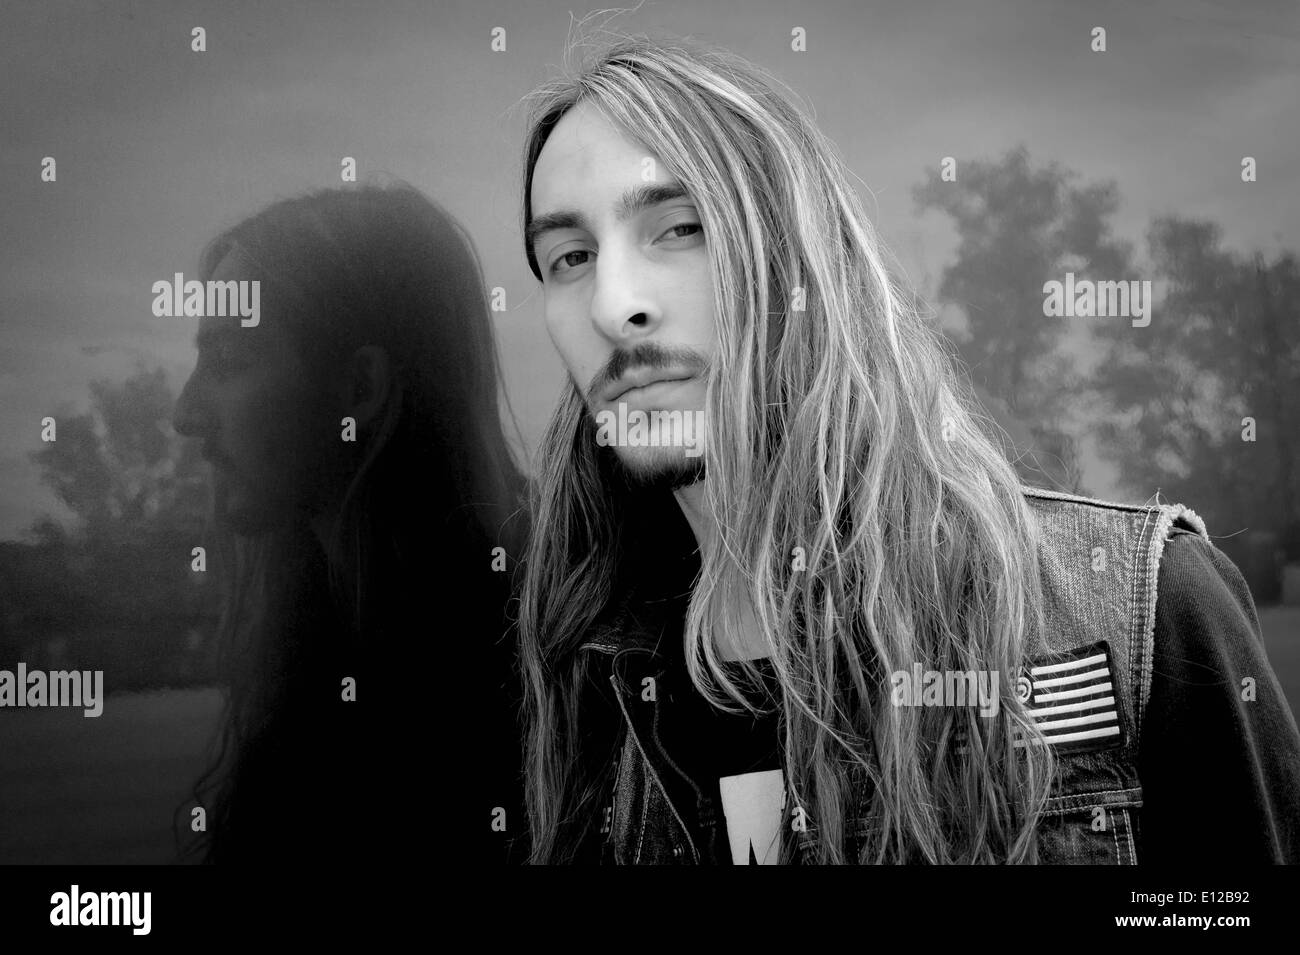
0, 687, 221, 864
2, 608, 1299, 864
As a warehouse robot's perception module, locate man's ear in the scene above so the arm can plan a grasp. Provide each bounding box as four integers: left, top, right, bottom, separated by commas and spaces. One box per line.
340, 345, 392, 428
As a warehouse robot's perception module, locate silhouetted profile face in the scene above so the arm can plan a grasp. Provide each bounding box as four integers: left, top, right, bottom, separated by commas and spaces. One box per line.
530, 100, 716, 487
173, 250, 340, 534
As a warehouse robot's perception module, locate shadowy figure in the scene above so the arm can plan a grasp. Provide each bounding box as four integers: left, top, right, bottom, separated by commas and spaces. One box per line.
173, 184, 528, 865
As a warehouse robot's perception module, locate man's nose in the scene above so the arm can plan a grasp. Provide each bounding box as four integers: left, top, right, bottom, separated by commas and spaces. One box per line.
589, 244, 661, 340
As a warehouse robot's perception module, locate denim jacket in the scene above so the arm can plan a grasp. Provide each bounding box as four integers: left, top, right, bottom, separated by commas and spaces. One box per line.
574, 486, 1212, 864
1021, 486, 1208, 864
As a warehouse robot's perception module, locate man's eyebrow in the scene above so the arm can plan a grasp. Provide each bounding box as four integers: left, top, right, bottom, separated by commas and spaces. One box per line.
527, 181, 693, 252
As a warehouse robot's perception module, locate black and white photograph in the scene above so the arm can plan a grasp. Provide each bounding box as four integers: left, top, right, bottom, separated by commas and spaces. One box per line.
1, 0, 1297, 937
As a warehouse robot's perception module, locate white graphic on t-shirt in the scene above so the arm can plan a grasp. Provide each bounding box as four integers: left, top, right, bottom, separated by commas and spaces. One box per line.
719, 769, 784, 865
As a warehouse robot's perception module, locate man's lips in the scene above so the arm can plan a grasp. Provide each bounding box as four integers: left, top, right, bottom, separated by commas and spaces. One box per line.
614, 377, 693, 402
603, 371, 695, 403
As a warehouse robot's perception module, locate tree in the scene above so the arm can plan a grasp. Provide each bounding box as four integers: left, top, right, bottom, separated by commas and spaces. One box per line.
14, 364, 218, 685
31, 366, 207, 535
913, 146, 1135, 492
1092, 220, 1300, 598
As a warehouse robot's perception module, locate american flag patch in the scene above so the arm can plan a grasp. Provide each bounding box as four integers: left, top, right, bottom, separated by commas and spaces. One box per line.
1015, 640, 1125, 753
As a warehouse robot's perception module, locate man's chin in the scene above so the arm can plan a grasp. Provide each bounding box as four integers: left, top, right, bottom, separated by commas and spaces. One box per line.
606, 445, 706, 492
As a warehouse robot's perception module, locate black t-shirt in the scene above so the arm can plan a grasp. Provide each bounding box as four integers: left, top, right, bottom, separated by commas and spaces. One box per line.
652, 650, 785, 864
641, 527, 1300, 864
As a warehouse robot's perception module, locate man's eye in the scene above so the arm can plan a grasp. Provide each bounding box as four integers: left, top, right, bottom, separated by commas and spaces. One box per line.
551, 250, 591, 274
661, 223, 702, 240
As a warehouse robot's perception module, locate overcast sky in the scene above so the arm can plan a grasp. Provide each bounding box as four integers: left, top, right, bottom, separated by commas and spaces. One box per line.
1, 0, 1296, 539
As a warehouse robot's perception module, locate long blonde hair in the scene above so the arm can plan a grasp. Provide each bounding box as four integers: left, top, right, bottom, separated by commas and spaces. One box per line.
518, 35, 1053, 864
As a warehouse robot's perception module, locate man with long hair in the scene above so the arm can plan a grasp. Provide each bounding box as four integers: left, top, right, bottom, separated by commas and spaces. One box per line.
514, 37, 1300, 864
173, 184, 527, 864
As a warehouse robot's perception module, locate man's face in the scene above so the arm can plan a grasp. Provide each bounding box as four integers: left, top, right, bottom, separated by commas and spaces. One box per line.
529, 100, 716, 486
172, 250, 338, 534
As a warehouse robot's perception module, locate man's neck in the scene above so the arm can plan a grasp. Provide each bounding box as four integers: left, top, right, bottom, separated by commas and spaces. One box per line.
671, 481, 712, 551
672, 481, 770, 663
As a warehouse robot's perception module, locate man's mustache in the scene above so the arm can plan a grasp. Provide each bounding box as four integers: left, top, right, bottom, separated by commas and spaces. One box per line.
584, 342, 710, 404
